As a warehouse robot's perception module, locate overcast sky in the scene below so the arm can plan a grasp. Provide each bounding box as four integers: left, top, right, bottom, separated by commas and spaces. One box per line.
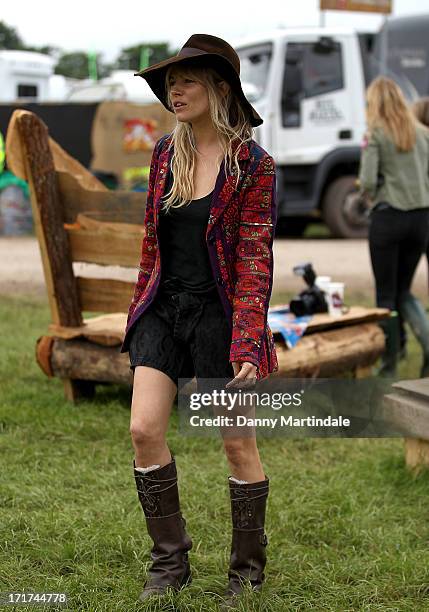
2, 0, 429, 62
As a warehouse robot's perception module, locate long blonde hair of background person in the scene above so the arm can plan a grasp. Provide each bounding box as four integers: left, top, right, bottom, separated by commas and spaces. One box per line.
366, 76, 417, 152
412, 96, 429, 128
161, 64, 253, 212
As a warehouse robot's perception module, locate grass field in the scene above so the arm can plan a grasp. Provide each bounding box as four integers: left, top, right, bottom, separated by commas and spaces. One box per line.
1, 293, 429, 612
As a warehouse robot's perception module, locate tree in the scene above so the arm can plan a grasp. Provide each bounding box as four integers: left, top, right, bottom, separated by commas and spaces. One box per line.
54, 52, 110, 80
0, 21, 25, 49
0, 20, 59, 59
116, 43, 176, 72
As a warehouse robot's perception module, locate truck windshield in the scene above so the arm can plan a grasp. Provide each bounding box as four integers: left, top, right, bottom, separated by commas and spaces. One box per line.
236, 43, 272, 102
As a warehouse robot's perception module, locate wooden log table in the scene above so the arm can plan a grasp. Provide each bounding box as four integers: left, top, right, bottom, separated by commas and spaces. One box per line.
271, 306, 388, 378
34, 306, 389, 401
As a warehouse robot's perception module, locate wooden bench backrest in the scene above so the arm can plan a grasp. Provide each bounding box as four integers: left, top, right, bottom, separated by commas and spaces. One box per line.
6, 110, 147, 321
58, 171, 145, 313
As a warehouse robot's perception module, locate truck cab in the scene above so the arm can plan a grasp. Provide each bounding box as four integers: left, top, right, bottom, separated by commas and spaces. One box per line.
235, 28, 371, 237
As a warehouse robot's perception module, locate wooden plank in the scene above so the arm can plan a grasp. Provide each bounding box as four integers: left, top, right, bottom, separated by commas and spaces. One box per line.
57, 171, 146, 224
17, 112, 82, 327
391, 379, 429, 403
76, 277, 135, 313
383, 391, 429, 439
320, 0, 392, 14
306, 306, 390, 332
273, 322, 384, 378
66, 227, 142, 267
49, 312, 127, 344
270, 306, 389, 338
404, 438, 429, 473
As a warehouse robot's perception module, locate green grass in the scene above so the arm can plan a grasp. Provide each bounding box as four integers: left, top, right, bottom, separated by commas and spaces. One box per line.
1, 294, 429, 611
304, 223, 332, 239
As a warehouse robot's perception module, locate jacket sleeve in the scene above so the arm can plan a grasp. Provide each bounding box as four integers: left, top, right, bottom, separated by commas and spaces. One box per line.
358, 130, 379, 199
229, 154, 277, 367
126, 138, 162, 323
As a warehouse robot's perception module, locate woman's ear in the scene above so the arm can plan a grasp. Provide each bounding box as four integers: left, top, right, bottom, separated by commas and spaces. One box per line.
218, 80, 230, 98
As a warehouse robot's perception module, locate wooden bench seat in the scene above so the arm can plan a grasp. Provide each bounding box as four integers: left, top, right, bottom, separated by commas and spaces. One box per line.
6, 110, 389, 402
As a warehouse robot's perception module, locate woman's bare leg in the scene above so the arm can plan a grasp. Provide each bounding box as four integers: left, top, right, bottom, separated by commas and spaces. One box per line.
222, 436, 265, 482
129, 366, 178, 468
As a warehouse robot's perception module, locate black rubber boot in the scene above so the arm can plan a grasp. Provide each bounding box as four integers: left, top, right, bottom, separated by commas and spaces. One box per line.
377, 313, 400, 378
398, 313, 408, 360
133, 455, 192, 601
399, 293, 429, 377
221, 477, 269, 609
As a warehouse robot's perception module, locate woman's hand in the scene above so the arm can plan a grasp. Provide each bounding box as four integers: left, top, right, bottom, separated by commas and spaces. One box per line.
226, 361, 257, 389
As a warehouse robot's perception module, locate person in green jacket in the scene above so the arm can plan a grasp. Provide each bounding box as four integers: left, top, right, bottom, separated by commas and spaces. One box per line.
412, 97, 429, 292
358, 76, 429, 377
413, 96, 429, 129
0, 131, 5, 174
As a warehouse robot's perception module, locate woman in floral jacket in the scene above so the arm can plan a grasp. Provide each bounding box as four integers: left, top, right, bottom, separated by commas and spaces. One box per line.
121, 34, 278, 606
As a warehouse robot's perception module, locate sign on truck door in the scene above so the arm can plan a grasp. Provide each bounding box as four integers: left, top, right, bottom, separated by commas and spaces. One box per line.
275, 34, 368, 238
278, 37, 353, 178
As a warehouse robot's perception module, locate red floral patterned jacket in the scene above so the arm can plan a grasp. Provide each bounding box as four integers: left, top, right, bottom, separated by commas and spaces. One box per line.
120, 134, 279, 381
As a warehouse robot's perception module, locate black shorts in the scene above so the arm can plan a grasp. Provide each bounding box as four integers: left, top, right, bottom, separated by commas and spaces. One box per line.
128, 284, 235, 390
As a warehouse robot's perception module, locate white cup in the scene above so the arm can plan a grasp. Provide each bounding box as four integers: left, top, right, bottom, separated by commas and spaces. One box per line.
315, 276, 331, 293
326, 282, 345, 317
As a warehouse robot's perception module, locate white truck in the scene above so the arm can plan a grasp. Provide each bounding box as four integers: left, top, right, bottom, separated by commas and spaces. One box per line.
234, 24, 420, 238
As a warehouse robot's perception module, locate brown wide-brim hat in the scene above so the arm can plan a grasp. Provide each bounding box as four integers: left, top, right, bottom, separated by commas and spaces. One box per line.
134, 33, 263, 128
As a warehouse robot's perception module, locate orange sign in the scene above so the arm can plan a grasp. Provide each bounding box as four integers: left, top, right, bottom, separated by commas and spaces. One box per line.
320, 0, 392, 13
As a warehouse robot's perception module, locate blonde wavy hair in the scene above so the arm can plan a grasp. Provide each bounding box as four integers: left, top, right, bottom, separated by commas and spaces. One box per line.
161, 64, 253, 212
366, 76, 417, 152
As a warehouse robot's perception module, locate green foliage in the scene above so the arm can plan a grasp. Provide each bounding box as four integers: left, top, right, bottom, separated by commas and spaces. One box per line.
1, 294, 429, 610
0, 20, 24, 50
54, 52, 94, 80
116, 43, 177, 72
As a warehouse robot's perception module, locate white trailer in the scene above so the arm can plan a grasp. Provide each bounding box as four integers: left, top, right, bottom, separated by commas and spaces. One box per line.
0, 50, 55, 103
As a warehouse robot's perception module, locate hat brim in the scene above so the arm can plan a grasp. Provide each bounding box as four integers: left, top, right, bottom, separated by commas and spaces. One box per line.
135, 52, 263, 128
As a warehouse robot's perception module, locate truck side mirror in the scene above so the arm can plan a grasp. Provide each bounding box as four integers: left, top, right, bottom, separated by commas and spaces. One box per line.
313, 36, 336, 55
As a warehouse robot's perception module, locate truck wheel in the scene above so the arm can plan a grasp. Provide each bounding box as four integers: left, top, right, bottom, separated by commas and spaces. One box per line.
322, 176, 369, 239
275, 217, 308, 238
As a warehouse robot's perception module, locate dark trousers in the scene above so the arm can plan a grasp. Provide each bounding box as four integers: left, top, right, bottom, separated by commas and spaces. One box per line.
369, 205, 429, 310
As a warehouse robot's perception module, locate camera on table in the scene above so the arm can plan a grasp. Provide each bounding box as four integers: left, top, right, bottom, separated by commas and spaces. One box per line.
289, 263, 328, 317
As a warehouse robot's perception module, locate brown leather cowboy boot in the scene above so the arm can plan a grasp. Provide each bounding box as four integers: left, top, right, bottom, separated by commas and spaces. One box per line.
133, 455, 192, 601
222, 476, 269, 608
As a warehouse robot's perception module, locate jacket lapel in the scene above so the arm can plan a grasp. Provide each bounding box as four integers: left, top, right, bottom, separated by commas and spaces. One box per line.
153, 135, 251, 233
207, 139, 251, 233
153, 141, 172, 220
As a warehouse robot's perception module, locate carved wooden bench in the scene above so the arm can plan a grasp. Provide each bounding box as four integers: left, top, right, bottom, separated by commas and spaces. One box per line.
6, 110, 389, 402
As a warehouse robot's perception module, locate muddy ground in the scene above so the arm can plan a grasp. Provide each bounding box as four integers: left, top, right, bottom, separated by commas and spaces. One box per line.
1, 236, 427, 301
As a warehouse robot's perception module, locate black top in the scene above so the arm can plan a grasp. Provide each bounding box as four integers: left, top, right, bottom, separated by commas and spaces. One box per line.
158, 170, 217, 295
